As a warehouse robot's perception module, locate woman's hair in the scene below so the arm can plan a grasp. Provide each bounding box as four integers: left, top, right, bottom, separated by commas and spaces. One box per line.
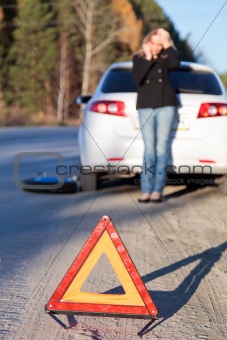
136, 28, 161, 57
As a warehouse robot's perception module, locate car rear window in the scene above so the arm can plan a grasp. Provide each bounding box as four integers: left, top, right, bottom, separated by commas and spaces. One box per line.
170, 68, 222, 95
101, 67, 223, 95
101, 68, 137, 93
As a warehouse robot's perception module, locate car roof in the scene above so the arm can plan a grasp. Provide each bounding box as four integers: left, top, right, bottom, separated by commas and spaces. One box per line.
108, 61, 216, 73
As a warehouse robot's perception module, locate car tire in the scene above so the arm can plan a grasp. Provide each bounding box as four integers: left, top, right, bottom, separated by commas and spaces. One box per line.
80, 172, 98, 191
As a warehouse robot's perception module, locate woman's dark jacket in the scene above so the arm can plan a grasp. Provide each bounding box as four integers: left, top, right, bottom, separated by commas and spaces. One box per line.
132, 47, 179, 109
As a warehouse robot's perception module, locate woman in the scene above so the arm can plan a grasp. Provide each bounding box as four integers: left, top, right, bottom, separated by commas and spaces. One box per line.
132, 28, 179, 203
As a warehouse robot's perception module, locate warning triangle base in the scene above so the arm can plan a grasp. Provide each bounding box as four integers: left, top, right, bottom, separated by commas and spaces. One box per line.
46, 308, 160, 335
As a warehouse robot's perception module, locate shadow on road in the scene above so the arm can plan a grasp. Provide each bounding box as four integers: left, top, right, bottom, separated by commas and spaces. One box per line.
105, 241, 227, 336
141, 241, 227, 335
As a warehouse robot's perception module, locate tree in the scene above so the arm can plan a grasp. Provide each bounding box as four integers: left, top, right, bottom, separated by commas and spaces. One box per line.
5, 0, 57, 115
69, 0, 142, 95
112, 0, 142, 53
130, 0, 167, 33
69, 0, 117, 94
0, 1, 18, 95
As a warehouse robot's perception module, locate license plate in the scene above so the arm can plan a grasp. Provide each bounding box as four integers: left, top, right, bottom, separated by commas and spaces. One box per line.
175, 118, 190, 131
135, 116, 190, 131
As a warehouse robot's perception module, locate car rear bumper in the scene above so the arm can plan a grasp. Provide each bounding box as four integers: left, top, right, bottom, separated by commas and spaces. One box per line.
79, 118, 227, 176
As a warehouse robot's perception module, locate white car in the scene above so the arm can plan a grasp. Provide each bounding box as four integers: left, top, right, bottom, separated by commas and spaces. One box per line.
77, 61, 227, 191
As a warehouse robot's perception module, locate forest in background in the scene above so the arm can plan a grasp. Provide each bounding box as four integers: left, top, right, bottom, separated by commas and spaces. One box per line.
0, 0, 222, 126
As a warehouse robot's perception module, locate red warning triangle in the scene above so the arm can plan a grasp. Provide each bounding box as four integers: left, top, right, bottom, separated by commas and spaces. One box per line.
46, 216, 158, 319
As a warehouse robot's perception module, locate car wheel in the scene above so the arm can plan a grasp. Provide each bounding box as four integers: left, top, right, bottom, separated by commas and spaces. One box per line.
80, 172, 98, 191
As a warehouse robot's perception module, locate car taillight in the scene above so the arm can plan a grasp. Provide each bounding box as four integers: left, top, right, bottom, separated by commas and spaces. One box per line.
197, 103, 227, 118
89, 100, 126, 116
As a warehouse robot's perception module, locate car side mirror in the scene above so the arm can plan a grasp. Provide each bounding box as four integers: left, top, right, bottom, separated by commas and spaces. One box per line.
76, 94, 92, 105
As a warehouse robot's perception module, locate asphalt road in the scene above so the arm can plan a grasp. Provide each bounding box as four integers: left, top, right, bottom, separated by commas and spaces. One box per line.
0, 127, 227, 340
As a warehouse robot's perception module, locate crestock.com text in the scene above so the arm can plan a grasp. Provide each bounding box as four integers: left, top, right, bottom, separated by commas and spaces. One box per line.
56, 163, 213, 176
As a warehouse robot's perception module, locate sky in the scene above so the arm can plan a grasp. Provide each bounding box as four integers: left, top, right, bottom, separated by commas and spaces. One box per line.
156, 0, 227, 74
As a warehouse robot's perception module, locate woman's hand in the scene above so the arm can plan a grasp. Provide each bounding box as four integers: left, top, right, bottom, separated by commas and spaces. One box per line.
157, 28, 173, 49
142, 43, 152, 60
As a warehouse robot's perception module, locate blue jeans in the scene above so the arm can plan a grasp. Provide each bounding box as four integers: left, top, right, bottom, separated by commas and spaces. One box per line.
139, 106, 178, 194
